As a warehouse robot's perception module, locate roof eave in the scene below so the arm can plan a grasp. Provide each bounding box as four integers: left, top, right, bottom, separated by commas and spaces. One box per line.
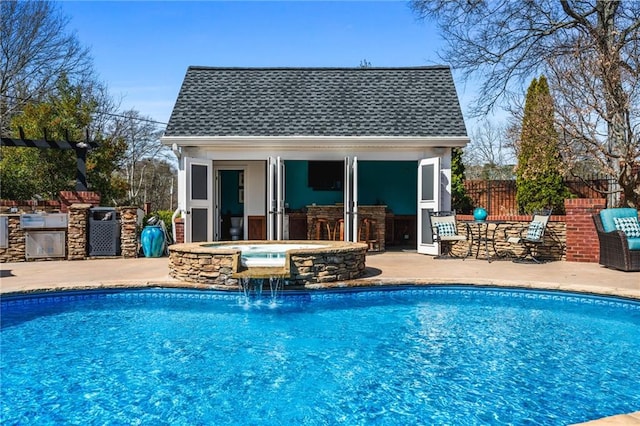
160, 135, 470, 150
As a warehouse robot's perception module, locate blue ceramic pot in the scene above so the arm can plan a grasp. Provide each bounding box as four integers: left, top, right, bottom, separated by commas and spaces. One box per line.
141, 226, 164, 257
473, 207, 488, 221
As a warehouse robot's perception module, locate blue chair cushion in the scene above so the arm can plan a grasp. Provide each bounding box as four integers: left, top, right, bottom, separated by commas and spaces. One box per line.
628, 238, 640, 251
613, 216, 640, 238
436, 222, 457, 237
525, 221, 544, 240
600, 208, 639, 233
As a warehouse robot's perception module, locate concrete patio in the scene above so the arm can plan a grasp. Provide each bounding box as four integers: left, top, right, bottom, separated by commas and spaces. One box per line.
1, 250, 638, 299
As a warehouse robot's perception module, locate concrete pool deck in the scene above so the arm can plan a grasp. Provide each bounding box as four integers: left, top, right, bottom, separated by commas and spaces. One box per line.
1, 251, 638, 299
1, 252, 639, 425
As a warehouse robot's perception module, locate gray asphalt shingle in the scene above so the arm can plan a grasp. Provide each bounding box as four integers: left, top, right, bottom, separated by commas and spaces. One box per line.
165, 66, 467, 138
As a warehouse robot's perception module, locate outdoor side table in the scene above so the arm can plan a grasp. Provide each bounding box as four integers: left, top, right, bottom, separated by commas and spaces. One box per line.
465, 220, 505, 262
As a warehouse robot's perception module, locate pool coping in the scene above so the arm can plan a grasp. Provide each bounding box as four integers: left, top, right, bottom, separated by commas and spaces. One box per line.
1, 276, 639, 301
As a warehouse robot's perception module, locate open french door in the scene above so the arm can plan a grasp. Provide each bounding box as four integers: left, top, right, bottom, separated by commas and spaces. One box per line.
343, 156, 358, 241
417, 157, 441, 255
185, 157, 213, 242
267, 156, 285, 240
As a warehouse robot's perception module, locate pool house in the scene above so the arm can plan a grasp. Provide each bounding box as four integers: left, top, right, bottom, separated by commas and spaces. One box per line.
161, 67, 469, 255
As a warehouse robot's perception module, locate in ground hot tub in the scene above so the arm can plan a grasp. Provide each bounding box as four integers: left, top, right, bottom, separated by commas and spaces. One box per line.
168, 240, 368, 288
220, 243, 329, 267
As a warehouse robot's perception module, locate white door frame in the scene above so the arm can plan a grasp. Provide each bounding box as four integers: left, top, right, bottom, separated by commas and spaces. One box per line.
213, 165, 247, 241
343, 156, 359, 241
185, 157, 213, 242
417, 157, 441, 255
267, 156, 285, 240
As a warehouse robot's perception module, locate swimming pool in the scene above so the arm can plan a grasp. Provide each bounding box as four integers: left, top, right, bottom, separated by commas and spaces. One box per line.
2, 287, 639, 424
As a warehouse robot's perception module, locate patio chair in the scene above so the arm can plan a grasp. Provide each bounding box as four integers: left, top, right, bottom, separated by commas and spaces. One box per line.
429, 211, 469, 259
592, 208, 640, 272
505, 209, 552, 263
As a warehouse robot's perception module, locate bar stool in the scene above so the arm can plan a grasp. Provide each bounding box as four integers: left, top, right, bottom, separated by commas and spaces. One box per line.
333, 218, 344, 241
359, 218, 380, 251
313, 218, 332, 240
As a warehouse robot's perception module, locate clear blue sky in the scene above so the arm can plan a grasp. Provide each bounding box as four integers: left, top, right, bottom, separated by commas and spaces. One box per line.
59, 1, 478, 126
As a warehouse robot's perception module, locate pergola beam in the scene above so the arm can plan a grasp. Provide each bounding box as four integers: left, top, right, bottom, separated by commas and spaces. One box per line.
0, 127, 99, 191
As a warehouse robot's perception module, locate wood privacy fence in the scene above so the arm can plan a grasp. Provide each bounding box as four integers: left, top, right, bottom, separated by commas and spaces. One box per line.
464, 175, 615, 215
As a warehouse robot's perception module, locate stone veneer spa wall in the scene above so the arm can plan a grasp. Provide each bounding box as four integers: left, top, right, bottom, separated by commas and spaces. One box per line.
168, 241, 368, 287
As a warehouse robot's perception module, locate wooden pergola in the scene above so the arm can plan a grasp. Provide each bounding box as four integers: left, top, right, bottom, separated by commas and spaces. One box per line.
0, 128, 99, 191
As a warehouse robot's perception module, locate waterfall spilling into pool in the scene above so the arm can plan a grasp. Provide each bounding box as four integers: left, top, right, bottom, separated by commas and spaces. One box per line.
238, 276, 286, 306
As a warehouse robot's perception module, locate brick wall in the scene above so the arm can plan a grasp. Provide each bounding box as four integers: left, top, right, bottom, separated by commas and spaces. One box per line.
174, 218, 184, 244
0, 200, 62, 213
564, 198, 605, 263
1, 191, 100, 214
59, 191, 101, 213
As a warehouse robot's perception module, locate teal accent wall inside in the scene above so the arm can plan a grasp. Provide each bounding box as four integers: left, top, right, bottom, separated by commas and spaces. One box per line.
284, 161, 417, 215
285, 161, 342, 209
220, 170, 243, 216
358, 161, 417, 214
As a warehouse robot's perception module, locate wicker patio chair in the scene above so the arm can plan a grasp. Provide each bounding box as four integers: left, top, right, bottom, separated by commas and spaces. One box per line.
504, 209, 553, 263
429, 211, 470, 259
592, 208, 640, 272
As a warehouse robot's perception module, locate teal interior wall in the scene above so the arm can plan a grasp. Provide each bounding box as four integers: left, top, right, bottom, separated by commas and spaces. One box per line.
285, 161, 342, 209
284, 161, 417, 215
358, 161, 417, 215
220, 170, 243, 216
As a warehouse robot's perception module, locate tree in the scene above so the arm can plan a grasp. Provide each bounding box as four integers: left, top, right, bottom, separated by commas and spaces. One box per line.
464, 119, 515, 180
109, 110, 170, 206
516, 76, 571, 214
0, 0, 93, 134
451, 147, 474, 213
411, 0, 640, 207
135, 158, 177, 211
1, 76, 127, 202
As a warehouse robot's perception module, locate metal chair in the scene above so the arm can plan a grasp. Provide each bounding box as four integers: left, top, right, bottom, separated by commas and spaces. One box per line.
429, 211, 469, 259
505, 209, 552, 263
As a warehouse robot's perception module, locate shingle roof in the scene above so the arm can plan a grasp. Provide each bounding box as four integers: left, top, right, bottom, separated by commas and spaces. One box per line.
164, 66, 467, 138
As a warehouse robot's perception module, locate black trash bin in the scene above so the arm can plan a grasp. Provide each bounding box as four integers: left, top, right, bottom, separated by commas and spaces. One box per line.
89, 208, 121, 256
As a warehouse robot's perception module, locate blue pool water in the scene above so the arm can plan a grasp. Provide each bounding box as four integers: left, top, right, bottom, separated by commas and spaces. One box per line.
1, 287, 639, 425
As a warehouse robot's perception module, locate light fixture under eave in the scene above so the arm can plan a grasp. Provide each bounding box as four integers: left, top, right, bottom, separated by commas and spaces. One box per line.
172, 142, 182, 160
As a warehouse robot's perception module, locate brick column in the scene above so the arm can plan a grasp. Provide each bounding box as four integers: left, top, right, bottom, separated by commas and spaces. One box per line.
67, 204, 91, 260
564, 198, 606, 263
118, 207, 140, 258
174, 218, 184, 244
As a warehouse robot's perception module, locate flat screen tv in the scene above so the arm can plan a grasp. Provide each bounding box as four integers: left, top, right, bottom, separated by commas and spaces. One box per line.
308, 161, 343, 191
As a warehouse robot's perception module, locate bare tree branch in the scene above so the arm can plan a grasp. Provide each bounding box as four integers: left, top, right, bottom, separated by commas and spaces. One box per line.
0, 1, 93, 135
412, 0, 640, 207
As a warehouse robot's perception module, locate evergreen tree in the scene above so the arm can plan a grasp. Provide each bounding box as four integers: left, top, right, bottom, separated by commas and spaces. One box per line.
451, 147, 474, 214
515, 76, 571, 214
